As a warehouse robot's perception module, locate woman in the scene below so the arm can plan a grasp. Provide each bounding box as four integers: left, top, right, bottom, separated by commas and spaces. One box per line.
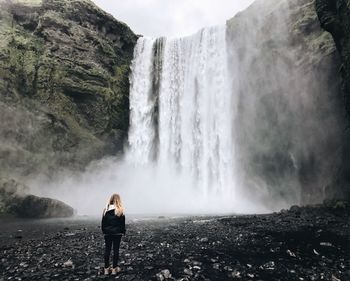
101, 193, 126, 275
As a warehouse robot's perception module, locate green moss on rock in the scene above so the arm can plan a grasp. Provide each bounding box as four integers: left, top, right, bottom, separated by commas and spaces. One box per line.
0, 0, 137, 179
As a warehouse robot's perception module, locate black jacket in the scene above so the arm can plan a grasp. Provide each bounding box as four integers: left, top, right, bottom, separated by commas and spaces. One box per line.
101, 209, 126, 235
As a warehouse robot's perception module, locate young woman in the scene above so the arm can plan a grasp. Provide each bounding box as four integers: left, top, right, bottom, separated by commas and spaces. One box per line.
101, 193, 126, 275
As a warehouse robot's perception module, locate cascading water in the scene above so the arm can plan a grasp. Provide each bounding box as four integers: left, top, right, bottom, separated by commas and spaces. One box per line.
127, 26, 246, 211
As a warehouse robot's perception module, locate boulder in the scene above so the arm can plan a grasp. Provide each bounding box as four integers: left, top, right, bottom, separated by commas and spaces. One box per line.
0, 178, 74, 218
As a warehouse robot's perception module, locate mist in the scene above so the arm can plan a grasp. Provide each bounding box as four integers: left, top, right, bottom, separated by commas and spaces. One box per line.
28, 156, 273, 216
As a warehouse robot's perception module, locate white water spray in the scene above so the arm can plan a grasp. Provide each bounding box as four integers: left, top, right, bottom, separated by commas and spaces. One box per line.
125, 26, 260, 213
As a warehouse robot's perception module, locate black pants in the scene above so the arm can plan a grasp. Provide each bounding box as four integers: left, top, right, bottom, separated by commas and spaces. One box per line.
104, 235, 122, 268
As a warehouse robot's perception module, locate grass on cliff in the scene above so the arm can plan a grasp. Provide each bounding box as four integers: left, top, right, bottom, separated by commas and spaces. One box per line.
12, 0, 42, 6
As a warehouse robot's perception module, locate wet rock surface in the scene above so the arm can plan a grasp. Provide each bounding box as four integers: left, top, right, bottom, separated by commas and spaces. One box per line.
226, 0, 344, 206
316, 0, 350, 200
0, 205, 349, 281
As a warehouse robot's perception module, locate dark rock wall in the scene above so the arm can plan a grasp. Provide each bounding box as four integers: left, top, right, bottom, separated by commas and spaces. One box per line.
316, 0, 350, 199
226, 0, 346, 206
0, 0, 137, 180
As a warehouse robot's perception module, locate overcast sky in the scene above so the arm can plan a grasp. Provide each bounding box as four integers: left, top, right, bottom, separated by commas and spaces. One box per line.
91, 0, 255, 38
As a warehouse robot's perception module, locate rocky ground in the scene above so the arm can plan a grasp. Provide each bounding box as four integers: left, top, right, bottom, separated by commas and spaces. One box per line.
0, 205, 349, 281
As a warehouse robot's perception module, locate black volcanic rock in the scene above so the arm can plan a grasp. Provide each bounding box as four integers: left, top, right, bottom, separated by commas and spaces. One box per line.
8, 194, 74, 218
0, 205, 349, 280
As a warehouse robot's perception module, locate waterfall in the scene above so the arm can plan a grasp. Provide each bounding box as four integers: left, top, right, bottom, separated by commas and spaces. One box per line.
128, 26, 239, 203
28, 1, 343, 216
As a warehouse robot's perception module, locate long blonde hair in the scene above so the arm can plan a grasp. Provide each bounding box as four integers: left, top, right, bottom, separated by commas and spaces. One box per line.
105, 193, 124, 216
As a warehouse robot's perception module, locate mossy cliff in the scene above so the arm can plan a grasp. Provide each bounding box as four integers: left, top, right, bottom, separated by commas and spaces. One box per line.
316, 0, 350, 199
0, 0, 137, 180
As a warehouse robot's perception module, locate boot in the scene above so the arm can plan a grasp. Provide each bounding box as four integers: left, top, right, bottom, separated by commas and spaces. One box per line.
111, 267, 121, 275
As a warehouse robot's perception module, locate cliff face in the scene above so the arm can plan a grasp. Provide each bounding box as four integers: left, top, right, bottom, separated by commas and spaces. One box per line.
0, 0, 137, 180
226, 0, 345, 205
316, 0, 350, 199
